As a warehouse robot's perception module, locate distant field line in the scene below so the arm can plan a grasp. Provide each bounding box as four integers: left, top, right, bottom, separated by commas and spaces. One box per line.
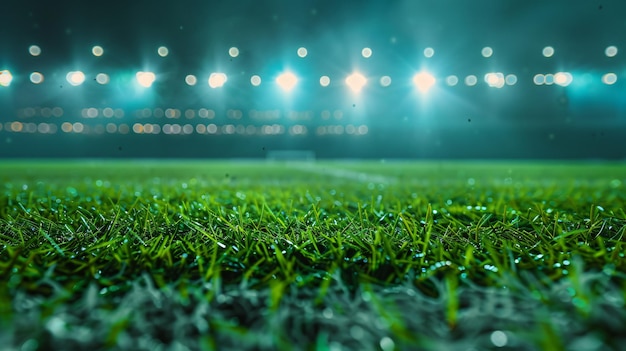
289, 163, 398, 184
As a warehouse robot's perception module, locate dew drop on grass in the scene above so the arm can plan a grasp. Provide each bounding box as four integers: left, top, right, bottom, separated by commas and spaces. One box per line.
322, 307, 333, 319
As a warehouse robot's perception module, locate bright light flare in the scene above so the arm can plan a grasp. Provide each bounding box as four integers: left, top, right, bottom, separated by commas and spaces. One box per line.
345, 72, 367, 93
136, 71, 156, 87
208, 73, 228, 88
485, 72, 505, 88
413, 72, 436, 93
0, 70, 14, 87
554, 72, 573, 86
276, 71, 298, 92
66, 71, 86, 86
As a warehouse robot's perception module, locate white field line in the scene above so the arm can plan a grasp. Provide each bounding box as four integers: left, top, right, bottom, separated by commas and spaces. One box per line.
289, 163, 398, 185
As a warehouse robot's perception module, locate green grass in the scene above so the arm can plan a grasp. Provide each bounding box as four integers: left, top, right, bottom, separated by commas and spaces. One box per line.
1, 160, 625, 350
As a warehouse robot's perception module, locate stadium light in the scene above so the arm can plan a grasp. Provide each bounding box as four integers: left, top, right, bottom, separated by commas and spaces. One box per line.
136, 71, 156, 87
66, 71, 86, 86
0, 70, 13, 87
554, 72, 573, 86
485, 72, 505, 88
345, 72, 367, 93
413, 71, 436, 93
276, 71, 298, 92
208, 73, 227, 88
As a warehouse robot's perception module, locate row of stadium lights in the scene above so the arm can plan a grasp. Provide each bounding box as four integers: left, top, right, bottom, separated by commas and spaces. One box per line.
16, 107, 348, 121
0, 121, 368, 136
0, 45, 620, 90
3, 69, 620, 91
22, 44, 620, 59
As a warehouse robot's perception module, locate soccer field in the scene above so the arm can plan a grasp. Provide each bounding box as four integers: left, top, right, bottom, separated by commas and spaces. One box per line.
1, 160, 625, 350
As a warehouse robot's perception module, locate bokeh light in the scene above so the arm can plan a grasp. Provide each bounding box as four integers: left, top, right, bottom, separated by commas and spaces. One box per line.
0, 70, 12, 87
319, 75, 330, 87
505, 74, 518, 85
554, 72, 573, 86
66, 71, 86, 86
465, 75, 478, 86
30, 72, 44, 84
542, 46, 554, 57
602, 73, 617, 85
92, 45, 104, 57
423, 47, 435, 58
276, 71, 298, 92
29, 45, 42, 56
361, 47, 372, 58
485, 72, 505, 88
544, 73, 554, 85
157, 46, 169, 57
208, 73, 228, 88
185, 74, 197, 86
136, 71, 156, 87
345, 72, 367, 93
229, 47, 239, 58
297, 47, 308, 58
380, 76, 392, 87
250, 75, 261, 86
481, 47, 493, 58
605, 45, 618, 57
446, 75, 459, 86
533, 74, 545, 85
413, 71, 436, 93
95, 73, 110, 85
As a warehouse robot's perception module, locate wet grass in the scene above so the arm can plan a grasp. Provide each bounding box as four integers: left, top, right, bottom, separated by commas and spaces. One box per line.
1, 160, 625, 350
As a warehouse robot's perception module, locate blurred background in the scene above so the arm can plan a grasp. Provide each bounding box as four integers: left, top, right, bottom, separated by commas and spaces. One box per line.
0, 0, 624, 159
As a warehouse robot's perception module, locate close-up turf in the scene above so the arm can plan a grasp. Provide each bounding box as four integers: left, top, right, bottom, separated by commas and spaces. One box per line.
1, 160, 625, 350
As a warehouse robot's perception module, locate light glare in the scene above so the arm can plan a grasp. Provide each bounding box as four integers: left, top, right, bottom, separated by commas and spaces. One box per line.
554, 72, 572, 86
276, 72, 298, 92
208, 73, 228, 88
345, 72, 367, 93
136, 71, 156, 87
413, 72, 436, 93
66, 71, 86, 86
0, 70, 13, 87
485, 72, 505, 88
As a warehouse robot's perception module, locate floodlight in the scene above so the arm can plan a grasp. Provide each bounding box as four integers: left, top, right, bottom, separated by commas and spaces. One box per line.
345, 72, 367, 93
136, 71, 156, 87
276, 71, 298, 92
66, 71, 86, 86
554, 72, 573, 86
208, 73, 227, 88
413, 72, 436, 93
485, 72, 505, 88
0, 70, 13, 87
